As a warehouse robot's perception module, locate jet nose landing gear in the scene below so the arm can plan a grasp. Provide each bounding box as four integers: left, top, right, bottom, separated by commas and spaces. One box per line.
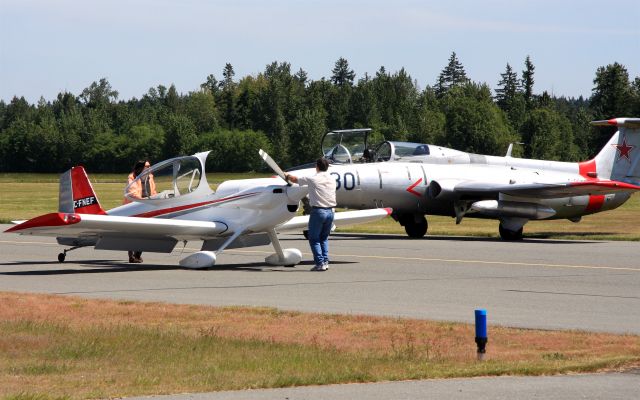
499, 223, 524, 241
399, 214, 428, 238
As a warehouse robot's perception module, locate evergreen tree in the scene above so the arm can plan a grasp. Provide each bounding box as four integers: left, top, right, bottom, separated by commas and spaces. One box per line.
631, 76, 640, 117
435, 52, 468, 97
330, 57, 355, 87
294, 68, 308, 86
495, 63, 518, 109
220, 63, 237, 128
521, 55, 535, 107
164, 84, 181, 113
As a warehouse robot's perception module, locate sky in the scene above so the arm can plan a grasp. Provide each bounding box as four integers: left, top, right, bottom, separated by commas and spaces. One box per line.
1, 0, 639, 103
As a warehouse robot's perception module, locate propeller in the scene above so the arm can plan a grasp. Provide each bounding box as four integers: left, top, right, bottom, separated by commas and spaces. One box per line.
259, 149, 291, 185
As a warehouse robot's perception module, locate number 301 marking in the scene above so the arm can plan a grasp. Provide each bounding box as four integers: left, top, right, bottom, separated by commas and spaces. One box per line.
331, 172, 356, 190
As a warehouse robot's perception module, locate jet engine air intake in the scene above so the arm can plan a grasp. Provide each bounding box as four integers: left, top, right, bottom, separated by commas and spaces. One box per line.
427, 179, 460, 200
427, 180, 441, 198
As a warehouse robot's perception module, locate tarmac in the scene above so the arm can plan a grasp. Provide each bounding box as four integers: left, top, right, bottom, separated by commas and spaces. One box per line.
1, 225, 639, 398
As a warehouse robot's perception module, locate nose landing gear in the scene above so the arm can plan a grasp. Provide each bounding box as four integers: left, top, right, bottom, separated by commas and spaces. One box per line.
399, 214, 428, 238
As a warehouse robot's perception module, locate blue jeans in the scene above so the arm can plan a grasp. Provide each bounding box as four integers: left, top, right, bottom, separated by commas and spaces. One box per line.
308, 208, 334, 266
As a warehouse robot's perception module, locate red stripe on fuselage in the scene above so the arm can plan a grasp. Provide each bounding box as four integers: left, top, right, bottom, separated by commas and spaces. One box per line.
585, 195, 605, 212
132, 192, 259, 218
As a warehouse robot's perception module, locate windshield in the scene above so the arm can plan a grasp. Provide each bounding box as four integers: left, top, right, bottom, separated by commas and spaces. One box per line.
393, 142, 430, 157
373, 142, 430, 162
321, 129, 371, 163
125, 156, 203, 201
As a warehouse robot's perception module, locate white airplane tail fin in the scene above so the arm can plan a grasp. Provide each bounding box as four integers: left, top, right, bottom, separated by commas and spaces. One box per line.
58, 166, 107, 215
589, 118, 640, 184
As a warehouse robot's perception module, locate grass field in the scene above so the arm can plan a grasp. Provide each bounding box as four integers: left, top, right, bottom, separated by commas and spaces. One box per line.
2, 173, 640, 240
1, 293, 639, 399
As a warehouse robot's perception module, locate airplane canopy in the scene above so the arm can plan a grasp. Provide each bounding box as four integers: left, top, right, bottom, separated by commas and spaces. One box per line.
124, 154, 209, 202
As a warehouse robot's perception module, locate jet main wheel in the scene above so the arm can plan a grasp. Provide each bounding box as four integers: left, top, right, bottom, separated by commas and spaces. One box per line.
403, 216, 428, 238
499, 224, 524, 241
57, 252, 66, 263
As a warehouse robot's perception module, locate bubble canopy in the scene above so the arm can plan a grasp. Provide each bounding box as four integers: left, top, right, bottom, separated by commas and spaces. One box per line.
124, 154, 206, 202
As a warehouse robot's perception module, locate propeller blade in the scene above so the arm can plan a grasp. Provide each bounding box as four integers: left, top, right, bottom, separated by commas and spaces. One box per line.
259, 149, 289, 184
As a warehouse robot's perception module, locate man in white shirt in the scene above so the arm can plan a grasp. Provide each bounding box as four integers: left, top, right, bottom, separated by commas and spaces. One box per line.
285, 158, 336, 271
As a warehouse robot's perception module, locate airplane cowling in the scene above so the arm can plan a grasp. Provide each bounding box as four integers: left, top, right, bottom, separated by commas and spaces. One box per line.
179, 251, 217, 269
265, 248, 302, 266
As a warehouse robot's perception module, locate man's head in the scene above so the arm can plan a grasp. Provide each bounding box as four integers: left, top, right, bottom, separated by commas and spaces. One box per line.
316, 157, 329, 172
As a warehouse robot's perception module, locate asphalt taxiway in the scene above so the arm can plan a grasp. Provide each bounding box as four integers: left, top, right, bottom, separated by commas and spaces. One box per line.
1, 226, 639, 334
1, 225, 639, 398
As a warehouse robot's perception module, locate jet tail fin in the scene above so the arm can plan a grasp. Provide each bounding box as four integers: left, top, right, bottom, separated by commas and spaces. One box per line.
58, 166, 107, 215
590, 118, 640, 183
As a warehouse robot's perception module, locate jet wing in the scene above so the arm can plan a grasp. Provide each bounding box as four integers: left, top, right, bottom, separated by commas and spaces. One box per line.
277, 208, 392, 232
5, 213, 229, 244
454, 180, 640, 199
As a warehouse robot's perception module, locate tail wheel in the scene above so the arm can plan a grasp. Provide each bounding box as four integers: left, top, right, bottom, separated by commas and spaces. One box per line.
499, 224, 523, 241
403, 216, 428, 238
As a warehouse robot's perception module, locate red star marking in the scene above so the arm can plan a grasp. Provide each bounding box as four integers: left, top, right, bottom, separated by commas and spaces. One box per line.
406, 178, 423, 197
613, 135, 635, 162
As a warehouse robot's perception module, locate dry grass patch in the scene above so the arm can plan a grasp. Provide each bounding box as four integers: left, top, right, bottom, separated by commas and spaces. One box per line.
1, 292, 639, 399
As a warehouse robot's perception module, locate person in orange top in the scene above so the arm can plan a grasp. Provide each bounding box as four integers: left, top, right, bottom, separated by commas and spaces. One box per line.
123, 160, 146, 204
123, 160, 146, 263
141, 160, 157, 198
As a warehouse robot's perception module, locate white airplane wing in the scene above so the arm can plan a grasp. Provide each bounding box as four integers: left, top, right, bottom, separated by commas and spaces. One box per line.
277, 208, 392, 232
454, 180, 640, 199
5, 212, 231, 253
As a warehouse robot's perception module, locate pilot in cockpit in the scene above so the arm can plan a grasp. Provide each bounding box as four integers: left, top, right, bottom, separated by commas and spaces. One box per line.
141, 160, 157, 198
123, 161, 146, 204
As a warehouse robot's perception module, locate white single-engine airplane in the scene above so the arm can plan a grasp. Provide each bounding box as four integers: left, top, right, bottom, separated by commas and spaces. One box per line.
290, 118, 640, 240
5, 151, 390, 268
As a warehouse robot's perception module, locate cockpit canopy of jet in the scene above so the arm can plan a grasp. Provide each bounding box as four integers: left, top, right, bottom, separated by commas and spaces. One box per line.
321, 128, 434, 164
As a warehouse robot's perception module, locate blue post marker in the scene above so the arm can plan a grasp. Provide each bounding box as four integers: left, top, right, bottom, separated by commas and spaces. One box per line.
475, 309, 487, 360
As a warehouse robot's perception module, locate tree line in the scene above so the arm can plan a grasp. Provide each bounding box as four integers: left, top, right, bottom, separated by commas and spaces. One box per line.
1, 53, 639, 173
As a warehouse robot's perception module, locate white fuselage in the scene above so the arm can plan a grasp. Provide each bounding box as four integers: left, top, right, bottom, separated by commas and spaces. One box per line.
108, 177, 308, 236
293, 155, 630, 220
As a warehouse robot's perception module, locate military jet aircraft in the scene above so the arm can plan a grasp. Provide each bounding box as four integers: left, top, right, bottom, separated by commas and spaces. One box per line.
6, 151, 390, 268
289, 118, 640, 240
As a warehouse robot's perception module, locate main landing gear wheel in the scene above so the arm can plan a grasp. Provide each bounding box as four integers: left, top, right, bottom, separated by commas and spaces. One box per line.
57, 252, 66, 263
499, 224, 524, 241
403, 216, 428, 238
